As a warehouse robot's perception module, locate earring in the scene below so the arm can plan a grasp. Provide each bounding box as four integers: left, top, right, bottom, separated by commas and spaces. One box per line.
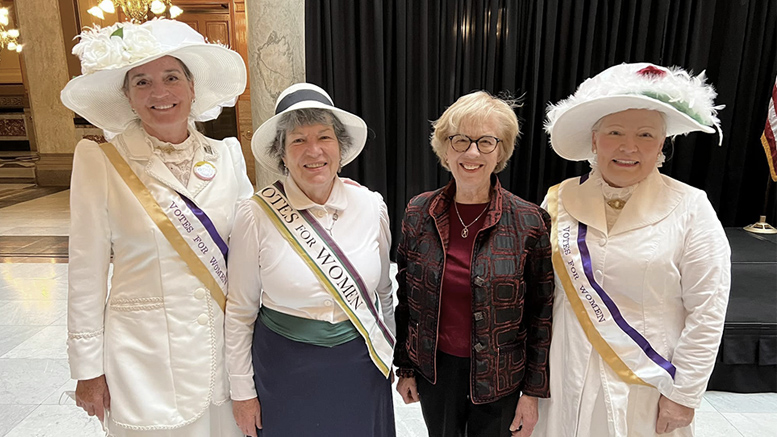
656, 151, 666, 168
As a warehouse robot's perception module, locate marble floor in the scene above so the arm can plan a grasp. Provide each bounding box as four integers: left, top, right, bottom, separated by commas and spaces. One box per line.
0, 187, 775, 436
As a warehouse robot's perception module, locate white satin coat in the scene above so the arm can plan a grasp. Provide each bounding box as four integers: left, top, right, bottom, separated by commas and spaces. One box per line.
536, 170, 730, 437
67, 123, 253, 432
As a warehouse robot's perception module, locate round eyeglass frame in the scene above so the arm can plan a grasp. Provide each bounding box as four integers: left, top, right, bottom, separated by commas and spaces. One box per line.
448, 134, 502, 154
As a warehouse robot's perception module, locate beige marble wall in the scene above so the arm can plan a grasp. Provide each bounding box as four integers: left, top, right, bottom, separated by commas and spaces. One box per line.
245, 0, 305, 187
16, 0, 77, 186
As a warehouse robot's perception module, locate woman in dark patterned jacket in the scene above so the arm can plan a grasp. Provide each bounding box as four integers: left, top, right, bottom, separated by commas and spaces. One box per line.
393, 91, 554, 437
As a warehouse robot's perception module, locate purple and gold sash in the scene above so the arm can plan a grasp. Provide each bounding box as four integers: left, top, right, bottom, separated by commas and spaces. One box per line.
253, 181, 395, 377
547, 178, 676, 393
100, 142, 228, 311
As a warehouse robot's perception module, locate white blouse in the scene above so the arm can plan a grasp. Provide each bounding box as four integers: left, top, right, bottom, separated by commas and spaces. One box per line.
144, 128, 198, 187
590, 168, 638, 231
225, 176, 395, 400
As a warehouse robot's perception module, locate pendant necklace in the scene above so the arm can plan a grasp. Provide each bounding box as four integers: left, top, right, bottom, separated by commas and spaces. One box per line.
606, 199, 627, 210
453, 202, 489, 238
324, 211, 339, 235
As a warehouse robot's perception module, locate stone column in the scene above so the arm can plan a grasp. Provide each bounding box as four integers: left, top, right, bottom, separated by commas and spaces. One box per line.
245, 0, 305, 188
16, 0, 77, 186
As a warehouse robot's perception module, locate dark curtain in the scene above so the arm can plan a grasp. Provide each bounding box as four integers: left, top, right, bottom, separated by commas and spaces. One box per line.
305, 0, 777, 251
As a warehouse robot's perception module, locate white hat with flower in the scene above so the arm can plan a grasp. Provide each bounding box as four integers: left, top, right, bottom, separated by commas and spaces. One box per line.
545, 62, 724, 161
60, 19, 246, 134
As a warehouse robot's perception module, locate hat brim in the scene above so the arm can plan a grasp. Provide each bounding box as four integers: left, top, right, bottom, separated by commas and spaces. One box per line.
550, 95, 715, 161
60, 44, 246, 133
251, 100, 368, 176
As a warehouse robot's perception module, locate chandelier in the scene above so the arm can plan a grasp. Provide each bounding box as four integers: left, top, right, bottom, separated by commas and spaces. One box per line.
0, 7, 21, 54
88, 0, 183, 23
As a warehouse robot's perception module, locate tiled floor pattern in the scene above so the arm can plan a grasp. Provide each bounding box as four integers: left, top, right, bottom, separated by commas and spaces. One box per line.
1, 188, 775, 436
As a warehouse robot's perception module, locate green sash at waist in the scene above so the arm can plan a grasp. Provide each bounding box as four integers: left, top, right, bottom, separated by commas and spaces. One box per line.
259, 306, 359, 347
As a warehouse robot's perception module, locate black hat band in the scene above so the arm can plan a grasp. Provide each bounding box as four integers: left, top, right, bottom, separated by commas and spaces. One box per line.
275, 89, 333, 115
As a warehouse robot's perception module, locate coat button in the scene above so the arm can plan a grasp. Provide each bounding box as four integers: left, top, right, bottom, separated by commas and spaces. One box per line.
594, 270, 604, 284
474, 342, 487, 352
194, 288, 206, 299
473, 276, 486, 287
599, 238, 607, 247
197, 314, 209, 325
324, 300, 333, 307
473, 311, 484, 321
314, 209, 326, 218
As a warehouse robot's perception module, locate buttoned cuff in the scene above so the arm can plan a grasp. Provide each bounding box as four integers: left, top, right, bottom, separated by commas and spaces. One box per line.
664, 386, 702, 409
67, 334, 104, 380
229, 374, 258, 401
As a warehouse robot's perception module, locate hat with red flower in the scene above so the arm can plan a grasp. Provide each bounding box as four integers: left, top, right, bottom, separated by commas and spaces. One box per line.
545, 62, 723, 161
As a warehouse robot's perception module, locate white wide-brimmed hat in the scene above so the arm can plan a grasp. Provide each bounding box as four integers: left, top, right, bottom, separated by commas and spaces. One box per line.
251, 83, 368, 175
545, 62, 723, 161
60, 19, 246, 134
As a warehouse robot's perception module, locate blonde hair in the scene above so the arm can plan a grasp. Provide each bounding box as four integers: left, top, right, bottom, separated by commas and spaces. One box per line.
431, 91, 521, 173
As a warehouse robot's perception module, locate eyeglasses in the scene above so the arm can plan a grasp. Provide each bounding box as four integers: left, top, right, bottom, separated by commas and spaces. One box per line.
448, 134, 501, 154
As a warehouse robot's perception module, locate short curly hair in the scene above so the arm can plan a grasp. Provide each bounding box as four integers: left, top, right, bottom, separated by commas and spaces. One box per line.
267, 108, 353, 173
430, 91, 521, 173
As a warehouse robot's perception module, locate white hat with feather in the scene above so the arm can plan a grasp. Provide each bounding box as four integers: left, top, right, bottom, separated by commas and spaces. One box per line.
545, 62, 723, 161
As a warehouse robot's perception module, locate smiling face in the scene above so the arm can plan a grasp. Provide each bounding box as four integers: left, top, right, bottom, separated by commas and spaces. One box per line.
592, 109, 666, 188
283, 123, 341, 204
125, 56, 194, 143
446, 117, 502, 202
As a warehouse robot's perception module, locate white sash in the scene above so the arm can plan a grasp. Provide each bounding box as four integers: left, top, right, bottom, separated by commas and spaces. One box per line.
253, 181, 395, 377
549, 179, 676, 393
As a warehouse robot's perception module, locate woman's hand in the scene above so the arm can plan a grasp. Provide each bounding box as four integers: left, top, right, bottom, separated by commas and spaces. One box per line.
396, 376, 420, 404
510, 394, 538, 436
75, 375, 111, 423
656, 395, 694, 434
233, 397, 262, 437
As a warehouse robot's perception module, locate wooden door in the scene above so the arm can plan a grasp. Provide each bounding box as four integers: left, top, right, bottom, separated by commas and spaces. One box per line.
178, 6, 231, 46
178, 5, 237, 140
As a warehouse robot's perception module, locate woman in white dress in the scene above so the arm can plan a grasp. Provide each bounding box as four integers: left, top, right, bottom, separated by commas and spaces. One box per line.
535, 63, 731, 437
60, 19, 253, 436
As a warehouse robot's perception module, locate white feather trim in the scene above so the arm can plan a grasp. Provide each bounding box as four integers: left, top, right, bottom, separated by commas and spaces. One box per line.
545, 63, 723, 137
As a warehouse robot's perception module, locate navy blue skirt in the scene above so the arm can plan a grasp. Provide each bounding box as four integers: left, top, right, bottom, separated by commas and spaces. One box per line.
252, 319, 396, 436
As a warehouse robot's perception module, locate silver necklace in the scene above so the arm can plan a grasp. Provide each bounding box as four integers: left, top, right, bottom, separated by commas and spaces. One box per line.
324, 211, 339, 235
453, 202, 489, 238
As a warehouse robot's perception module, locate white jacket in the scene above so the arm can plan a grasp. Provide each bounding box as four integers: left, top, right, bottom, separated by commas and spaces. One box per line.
67, 124, 253, 430
536, 170, 730, 437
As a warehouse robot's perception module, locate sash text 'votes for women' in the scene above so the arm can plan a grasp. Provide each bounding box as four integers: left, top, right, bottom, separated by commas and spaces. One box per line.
561, 225, 605, 323
260, 186, 363, 310
168, 199, 227, 287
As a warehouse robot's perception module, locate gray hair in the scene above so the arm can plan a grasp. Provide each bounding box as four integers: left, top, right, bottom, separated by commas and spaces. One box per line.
268, 108, 353, 173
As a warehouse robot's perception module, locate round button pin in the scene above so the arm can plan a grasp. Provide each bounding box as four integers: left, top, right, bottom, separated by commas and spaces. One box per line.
194, 161, 216, 181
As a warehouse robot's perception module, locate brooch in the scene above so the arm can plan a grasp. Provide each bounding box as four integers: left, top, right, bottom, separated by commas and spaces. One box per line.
194, 161, 217, 181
